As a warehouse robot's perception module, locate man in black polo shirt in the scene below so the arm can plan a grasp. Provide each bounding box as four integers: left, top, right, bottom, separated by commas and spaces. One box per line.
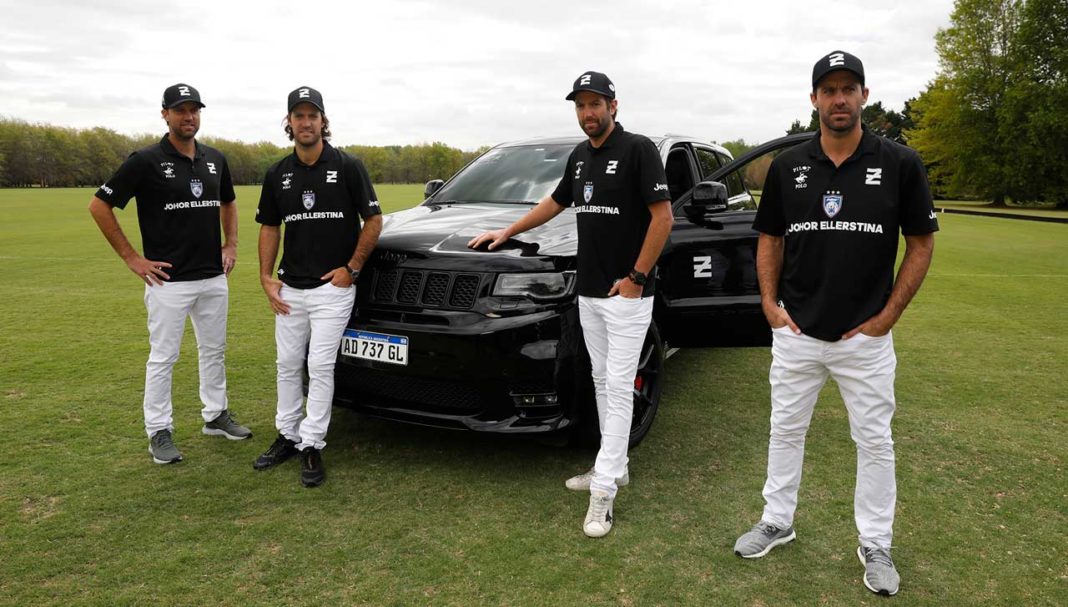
469, 71, 672, 537
253, 86, 382, 488
89, 83, 251, 465
733, 51, 937, 596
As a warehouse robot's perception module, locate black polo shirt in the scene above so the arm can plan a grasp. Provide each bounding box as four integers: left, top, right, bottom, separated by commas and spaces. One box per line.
95, 136, 235, 282
753, 127, 939, 341
551, 123, 669, 297
256, 142, 381, 289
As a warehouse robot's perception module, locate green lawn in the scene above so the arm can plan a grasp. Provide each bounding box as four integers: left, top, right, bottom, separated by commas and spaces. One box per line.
0, 187, 1065, 605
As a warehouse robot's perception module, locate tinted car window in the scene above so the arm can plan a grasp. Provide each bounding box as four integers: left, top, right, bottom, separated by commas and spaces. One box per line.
695, 148, 721, 179
430, 144, 573, 204
715, 151, 747, 198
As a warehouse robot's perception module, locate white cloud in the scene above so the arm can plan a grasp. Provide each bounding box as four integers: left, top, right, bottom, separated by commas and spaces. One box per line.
0, 0, 955, 150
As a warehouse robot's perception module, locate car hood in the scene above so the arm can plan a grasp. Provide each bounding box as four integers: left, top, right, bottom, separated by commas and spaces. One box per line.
373, 203, 578, 271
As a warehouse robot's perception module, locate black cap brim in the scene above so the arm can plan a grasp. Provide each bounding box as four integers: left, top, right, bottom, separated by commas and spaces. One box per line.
565, 88, 613, 101
812, 67, 865, 89
164, 100, 206, 109
288, 100, 325, 113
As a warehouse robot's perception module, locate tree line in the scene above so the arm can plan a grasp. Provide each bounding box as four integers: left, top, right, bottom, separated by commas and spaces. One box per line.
0, 117, 485, 188
4, 0, 1063, 206
907, 0, 1067, 206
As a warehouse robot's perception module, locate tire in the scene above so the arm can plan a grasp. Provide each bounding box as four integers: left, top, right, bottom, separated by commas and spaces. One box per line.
628, 321, 664, 448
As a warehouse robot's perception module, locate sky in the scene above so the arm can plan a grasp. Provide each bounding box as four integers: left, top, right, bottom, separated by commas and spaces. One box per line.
0, 0, 956, 151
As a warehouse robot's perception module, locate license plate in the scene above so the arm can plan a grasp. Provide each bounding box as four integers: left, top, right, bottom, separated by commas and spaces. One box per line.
340, 329, 409, 366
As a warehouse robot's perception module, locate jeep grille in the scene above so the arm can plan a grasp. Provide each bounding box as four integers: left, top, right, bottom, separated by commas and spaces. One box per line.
371, 269, 482, 310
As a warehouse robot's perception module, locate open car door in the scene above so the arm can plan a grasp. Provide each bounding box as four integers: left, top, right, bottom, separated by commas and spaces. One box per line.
657, 132, 814, 347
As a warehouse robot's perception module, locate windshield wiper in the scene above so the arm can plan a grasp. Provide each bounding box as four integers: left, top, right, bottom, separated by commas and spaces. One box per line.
426, 199, 536, 206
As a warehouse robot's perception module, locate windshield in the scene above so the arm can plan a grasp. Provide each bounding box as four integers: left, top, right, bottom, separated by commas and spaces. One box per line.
428, 143, 574, 205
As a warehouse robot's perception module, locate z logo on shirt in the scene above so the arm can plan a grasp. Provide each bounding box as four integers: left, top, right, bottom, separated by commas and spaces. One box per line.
865, 168, 883, 185
326, 170, 338, 183
605, 160, 618, 175
207, 162, 217, 175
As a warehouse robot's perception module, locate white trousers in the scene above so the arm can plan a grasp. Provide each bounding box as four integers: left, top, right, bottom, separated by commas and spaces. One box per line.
761, 326, 898, 549
578, 295, 654, 498
274, 283, 354, 451
142, 274, 229, 437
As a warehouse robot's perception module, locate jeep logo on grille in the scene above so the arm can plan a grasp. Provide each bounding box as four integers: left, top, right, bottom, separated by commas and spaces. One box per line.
378, 251, 408, 266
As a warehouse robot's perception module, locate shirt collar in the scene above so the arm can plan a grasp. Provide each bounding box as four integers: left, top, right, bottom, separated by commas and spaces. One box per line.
292, 141, 337, 167
807, 124, 876, 164
586, 121, 625, 152
159, 134, 204, 159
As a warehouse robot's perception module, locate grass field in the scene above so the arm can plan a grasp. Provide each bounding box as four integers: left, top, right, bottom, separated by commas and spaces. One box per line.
1, 186, 1065, 606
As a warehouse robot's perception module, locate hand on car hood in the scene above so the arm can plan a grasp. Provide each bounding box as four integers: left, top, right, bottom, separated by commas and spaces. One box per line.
378, 204, 578, 257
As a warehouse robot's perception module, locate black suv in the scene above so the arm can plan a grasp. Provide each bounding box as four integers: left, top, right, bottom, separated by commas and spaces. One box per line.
332, 132, 809, 446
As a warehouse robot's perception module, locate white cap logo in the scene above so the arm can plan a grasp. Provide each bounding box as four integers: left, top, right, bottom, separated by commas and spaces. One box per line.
178, 86, 190, 96
299, 88, 310, 98
829, 53, 845, 67
579, 74, 592, 85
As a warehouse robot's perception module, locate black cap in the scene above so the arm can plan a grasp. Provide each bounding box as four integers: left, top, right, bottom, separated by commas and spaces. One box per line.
565, 71, 616, 101
811, 51, 865, 89
288, 86, 325, 113
162, 83, 205, 109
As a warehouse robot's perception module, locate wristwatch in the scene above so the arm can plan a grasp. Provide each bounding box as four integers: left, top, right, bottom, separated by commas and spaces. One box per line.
346, 264, 360, 283
628, 269, 647, 286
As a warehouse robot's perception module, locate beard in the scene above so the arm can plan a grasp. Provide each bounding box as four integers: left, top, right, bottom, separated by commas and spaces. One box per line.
581, 115, 612, 139
820, 107, 860, 133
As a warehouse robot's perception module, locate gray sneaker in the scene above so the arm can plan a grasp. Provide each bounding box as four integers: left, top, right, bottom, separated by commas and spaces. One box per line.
202, 410, 252, 440
858, 546, 900, 596
565, 468, 630, 491
733, 521, 796, 558
149, 429, 183, 464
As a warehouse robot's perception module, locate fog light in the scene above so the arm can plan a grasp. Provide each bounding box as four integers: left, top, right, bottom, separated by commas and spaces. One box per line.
511, 392, 560, 408
520, 340, 558, 360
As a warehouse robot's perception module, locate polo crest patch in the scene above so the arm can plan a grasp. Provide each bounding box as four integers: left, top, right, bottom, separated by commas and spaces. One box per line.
583, 183, 594, 203
302, 190, 316, 210
822, 191, 843, 218
190, 179, 203, 198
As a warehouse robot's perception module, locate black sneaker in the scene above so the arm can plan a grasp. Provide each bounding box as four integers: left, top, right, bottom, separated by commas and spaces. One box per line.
253, 434, 298, 470
300, 447, 325, 488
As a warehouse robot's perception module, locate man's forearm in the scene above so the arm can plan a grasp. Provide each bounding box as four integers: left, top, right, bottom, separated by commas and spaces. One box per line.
880, 233, 934, 324
506, 196, 566, 238
347, 215, 383, 270
632, 200, 672, 274
756, 233, 784, 309
258, 225, 281, 279
221, 201, 238, 246
89, 197, 138, 262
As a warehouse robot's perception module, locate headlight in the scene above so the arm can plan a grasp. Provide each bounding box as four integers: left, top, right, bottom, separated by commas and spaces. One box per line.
493, 272, 574, 300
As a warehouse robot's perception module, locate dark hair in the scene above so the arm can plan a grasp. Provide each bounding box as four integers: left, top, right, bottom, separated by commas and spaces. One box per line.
283, 112, 332, 142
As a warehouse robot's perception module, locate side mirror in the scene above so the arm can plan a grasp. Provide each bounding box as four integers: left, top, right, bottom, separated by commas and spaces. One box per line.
683, 181, 729, 224
424, 179, 444, 198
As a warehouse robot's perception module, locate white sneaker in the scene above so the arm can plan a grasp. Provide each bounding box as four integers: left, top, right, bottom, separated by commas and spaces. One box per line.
565, 468, 630, 491
583, 491, 614, 538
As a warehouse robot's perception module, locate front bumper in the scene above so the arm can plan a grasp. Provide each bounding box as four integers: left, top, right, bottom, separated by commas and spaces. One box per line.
332, 305, 586, 434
